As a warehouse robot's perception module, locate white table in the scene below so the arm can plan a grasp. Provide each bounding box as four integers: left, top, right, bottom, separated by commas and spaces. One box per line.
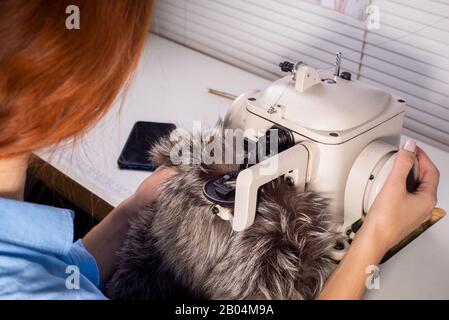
38, 35, 449, 299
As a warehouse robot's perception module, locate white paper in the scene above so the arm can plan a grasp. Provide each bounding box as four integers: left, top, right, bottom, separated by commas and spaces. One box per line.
305, 0, 367, 20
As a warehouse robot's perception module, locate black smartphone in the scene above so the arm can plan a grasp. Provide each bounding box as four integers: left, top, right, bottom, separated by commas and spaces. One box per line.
117, 121, 176, 171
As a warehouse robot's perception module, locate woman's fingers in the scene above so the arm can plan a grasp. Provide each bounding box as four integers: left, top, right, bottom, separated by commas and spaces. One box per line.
387, 140, 416, 186
415, 147, 439, 196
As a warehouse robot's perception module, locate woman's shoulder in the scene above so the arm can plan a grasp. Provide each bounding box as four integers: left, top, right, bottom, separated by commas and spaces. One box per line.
0, 238, 106, 300
0, 198, 106, 300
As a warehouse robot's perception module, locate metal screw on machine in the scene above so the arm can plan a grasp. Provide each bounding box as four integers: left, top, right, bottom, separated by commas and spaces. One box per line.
286, 177, 295, 187
267, 106, 278, 114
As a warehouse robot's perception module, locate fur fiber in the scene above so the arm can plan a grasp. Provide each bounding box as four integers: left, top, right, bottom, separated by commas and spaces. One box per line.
106, 123, 336, 300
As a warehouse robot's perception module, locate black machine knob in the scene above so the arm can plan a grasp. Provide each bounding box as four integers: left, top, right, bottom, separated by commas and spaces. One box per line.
340, 71, 352, 81
279, 61, 295, 73
255, 126, 294, 163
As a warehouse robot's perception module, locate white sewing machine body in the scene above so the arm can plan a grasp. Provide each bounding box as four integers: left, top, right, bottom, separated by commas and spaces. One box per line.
223, 60, 411, 256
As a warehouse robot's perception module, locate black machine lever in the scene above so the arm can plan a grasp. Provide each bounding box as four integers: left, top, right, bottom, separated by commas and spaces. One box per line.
203, 126, 295, 207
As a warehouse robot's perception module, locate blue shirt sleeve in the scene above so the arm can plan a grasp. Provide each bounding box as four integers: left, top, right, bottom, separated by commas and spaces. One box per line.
59, 239, 103, 289
0, 198, 106, 300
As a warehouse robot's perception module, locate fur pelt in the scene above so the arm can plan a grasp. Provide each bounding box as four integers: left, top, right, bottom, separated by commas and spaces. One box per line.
106, 123, 336, 299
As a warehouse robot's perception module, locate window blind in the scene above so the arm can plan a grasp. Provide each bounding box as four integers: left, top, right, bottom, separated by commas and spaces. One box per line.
152, 0, 449, 152
358, 0, 449, 152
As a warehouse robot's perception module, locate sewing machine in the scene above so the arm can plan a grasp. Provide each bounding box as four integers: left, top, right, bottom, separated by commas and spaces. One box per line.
204, 53, 444, 261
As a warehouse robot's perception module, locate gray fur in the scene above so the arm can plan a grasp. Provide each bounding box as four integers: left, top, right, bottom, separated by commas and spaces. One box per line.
106, 123, 336, 299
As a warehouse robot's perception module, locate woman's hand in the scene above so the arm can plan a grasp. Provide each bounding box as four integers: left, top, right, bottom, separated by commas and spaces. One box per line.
125, 167, 175, 216
83, 166, 175, 281
362, 141, 440, 254
319, 141, 440, 300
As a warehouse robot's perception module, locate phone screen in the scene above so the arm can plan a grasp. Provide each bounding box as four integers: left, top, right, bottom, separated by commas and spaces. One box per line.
117, 121, 176, 171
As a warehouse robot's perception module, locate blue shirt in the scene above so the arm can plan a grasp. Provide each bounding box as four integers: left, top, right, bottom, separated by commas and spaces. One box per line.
0, 197, 106, 299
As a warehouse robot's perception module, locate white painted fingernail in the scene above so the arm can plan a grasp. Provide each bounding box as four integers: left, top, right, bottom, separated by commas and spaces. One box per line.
403, 140, 416, 152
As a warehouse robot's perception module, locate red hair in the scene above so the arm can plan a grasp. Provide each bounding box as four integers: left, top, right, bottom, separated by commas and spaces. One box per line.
0, 0, 153, 158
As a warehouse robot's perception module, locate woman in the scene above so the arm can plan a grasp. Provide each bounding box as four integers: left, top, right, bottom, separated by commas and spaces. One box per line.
0, 0, 162, 299
0, 0, 439, 299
